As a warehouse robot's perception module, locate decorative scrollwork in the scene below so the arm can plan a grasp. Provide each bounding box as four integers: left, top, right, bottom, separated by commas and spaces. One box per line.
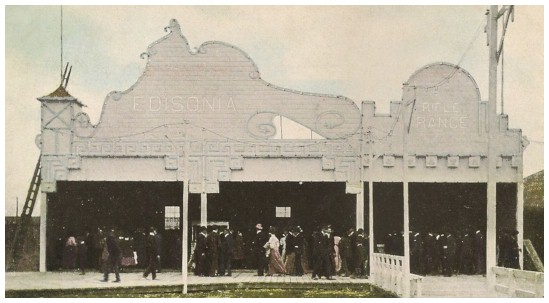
74, 112, 94, 138
315, 111, 345, 131
247, 112, 277, 139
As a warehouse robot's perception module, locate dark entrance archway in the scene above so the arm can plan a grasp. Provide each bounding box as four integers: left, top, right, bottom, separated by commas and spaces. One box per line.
196, 182, 357, 237
46, 181, 184, 271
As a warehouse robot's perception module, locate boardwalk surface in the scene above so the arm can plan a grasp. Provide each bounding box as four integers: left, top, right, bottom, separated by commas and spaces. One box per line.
421, 275, 499, 297
5, 270, 371, 291
6, 271, 505, 298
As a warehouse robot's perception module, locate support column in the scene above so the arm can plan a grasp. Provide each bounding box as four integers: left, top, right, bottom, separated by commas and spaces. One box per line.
200, 192, 208, 227
368, 180, 374, 276
182, 180, 189, 294
486, 5, 499, 286
356, 185, 364, 230
39, 191, 47, 272
516, 158, 524, 269
368, 133, 375, 277
402, 181, 411, 298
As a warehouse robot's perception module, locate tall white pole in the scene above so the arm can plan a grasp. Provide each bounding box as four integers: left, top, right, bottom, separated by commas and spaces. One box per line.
486, 5, 498, 286
516, 157, 524, 269
402, 100, 411, 298
200, 193, 207, 227
182, 123, 190, 294
368, 131, 374, 278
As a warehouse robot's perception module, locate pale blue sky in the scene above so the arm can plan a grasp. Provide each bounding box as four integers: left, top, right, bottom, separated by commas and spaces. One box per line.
5, 6, 544, 216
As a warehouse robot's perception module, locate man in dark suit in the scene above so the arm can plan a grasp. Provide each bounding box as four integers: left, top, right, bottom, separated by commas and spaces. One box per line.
346, 227, 357, 277
474, 229, 485, 274
194, 226, 208, 276
102, 228, 121, 283
313, 225, 335, 280
143, 227, 159, 280
252, 223, 269, 276
219, 229, 234, 276
207, 227, 220, 276
293, 226, 305, 276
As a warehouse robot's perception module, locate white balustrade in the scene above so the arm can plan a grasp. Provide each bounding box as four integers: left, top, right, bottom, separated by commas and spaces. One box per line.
371, 253, 422, 297
492, 266, 544, 298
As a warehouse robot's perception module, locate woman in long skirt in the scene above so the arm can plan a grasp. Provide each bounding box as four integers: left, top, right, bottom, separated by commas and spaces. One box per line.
267, 227, 286, 275
333, 235, 342, 274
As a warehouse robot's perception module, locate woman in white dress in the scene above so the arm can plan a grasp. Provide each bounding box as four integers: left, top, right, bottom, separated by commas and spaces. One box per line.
267, 227, 287, 275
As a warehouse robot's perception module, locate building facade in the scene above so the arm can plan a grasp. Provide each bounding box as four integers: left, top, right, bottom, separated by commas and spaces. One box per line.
37, 19, 526, 273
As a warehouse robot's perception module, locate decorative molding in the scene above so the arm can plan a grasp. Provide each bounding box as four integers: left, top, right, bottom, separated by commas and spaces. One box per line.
208, 157, 230, 181
345, 182, 362, 194
335, 158, 359, 182
322, 157, 335, 170
206, 182, 220, 194
362, 155, 370, 167
42, 157, 68, 182
67, 156, 81, 170
447, 156, 459, 168
189, 181, 203, 194
426, 156, 438, 168
164, 156, 178, 170
496, 156, 503, 168
229, 157, 243, 170
72, 139, 358, 158
406, 155, 416, 167
511, 156, 519, 168
469, 156, 481, 168
41, 182, 57, 193
189, 180, 220, 194
383, 155, 395, 167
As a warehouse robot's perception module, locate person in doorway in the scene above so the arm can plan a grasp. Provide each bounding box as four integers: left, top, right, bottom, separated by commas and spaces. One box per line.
102, 228, 121, 283
312, 225, 335, 280
63, 235, 78, 270
252, 223, 269, 276
410, 232, 424, 275
355, 229, 368, 278
194, 226, 209, 276
77, 234, 88, 275
423, 231, 436, 275
143, 227, 159, 280
267, 226, 286, 276
232, 230, 245, 269
337, 232, 351, 276
219, 229, 234, 276
293, 226, 305, 276
333, 232, 342, 274
346, 227, 357, 277
474, 229, 486, 274
442, 231, 457, 277
154, 228, 163, 273
280, 228, 288, 262
207, 227, 220, 276
284, 227, 296, 275
460, 231, 475, 274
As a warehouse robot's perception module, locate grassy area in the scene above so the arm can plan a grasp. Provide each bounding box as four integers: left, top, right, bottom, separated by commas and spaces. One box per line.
7, 287, 396, 298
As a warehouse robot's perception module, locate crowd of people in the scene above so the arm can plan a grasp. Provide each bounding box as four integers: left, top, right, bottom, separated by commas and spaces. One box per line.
57, 224, 521, 282
59, 226, 166, 283
192, 223, 371, 280
381, 228, 521, 277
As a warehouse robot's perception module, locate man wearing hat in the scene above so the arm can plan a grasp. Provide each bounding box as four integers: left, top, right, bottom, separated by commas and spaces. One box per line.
252, 223, 269, 276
